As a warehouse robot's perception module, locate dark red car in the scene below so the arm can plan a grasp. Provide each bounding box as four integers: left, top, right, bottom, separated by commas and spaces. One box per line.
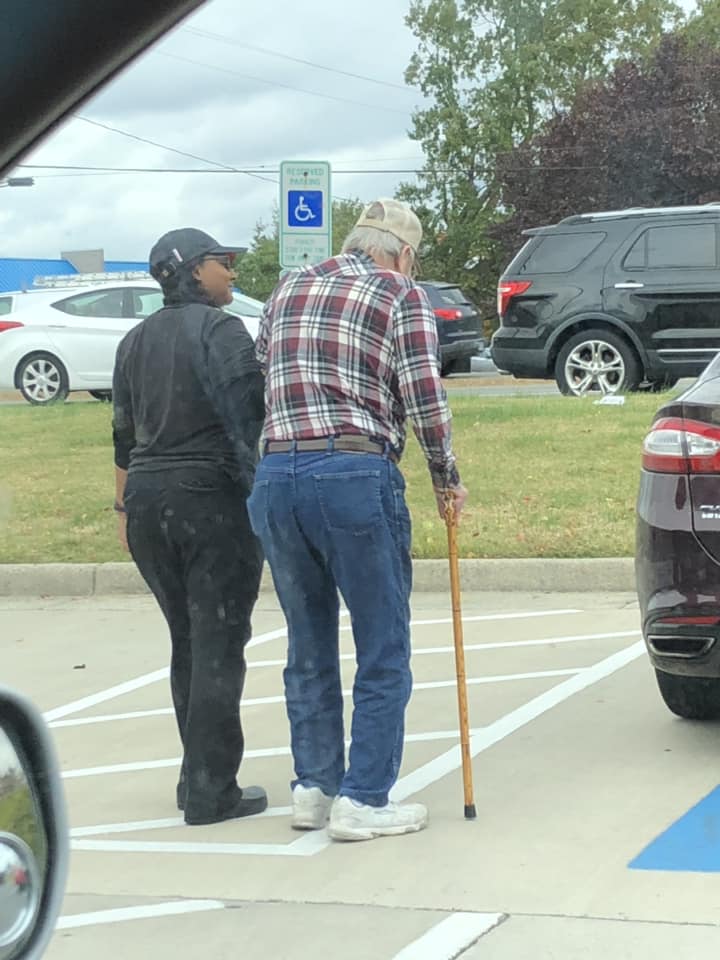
636, 354, 720, 720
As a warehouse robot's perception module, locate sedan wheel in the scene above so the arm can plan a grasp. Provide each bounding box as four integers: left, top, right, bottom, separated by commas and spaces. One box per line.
17, 353, 69, 405
555, 329, 640, 397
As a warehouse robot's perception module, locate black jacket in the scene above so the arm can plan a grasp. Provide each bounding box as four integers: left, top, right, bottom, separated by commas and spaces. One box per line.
112, 302, 264, 494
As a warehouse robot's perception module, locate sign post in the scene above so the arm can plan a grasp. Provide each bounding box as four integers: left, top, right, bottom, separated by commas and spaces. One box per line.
279, 161, 332, 269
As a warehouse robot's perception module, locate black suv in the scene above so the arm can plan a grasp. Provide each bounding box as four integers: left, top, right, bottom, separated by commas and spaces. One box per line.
418, 281, 484, 376
491, 205, 720, 395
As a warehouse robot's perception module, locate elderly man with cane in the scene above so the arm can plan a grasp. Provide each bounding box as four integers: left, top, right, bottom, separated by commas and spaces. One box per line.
247, 199, 469, 841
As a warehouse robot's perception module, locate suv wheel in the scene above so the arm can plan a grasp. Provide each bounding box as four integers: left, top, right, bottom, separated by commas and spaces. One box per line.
555, 329, 640, 397
655, 670, 720, 720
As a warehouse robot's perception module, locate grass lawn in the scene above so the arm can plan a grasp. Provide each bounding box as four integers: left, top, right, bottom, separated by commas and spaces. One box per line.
0, 393, 667, 563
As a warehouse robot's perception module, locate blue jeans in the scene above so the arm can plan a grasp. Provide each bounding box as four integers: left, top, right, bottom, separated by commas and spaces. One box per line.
247, 448, 413, 807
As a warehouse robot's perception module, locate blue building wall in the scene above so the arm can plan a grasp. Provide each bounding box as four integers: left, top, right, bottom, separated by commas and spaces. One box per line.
0, 258, 150, 292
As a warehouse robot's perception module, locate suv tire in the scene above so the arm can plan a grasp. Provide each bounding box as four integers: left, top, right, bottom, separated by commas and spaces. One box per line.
555, 328, 640, 396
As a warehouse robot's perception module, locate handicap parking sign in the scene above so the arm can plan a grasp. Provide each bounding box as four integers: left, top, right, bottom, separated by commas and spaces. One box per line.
287, 190, 323, 228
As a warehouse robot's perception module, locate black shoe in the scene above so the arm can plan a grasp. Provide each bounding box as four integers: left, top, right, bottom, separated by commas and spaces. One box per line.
184, 786, 268, 826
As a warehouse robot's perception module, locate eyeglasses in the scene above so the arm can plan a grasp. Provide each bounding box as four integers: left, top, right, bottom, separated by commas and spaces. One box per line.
201, 255, 234, 270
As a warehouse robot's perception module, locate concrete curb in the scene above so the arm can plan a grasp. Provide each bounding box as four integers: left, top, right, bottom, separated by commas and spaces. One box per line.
0, 558, 637, 598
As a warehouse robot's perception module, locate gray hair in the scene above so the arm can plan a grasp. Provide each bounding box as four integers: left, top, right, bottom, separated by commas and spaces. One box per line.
341, 225, 406, 260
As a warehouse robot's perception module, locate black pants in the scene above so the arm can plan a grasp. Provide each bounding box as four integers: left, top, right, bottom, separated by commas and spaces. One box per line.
125, 465, 263, 822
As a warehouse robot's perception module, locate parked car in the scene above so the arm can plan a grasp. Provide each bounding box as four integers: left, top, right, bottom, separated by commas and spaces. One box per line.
418, 281, 484, 376
636, 350, 720, 719
492, 204, 720, 396
0, 275, 263, 405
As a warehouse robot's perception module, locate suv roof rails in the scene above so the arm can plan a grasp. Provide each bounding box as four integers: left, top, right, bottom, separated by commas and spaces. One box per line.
559, 204, 720, 225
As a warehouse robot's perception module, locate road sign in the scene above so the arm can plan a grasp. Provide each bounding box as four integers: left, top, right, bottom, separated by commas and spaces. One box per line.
280, 161, 332, 269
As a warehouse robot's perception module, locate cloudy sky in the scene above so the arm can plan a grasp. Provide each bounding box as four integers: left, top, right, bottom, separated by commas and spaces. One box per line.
0, 0, 426, 262
0, 0, 699, 264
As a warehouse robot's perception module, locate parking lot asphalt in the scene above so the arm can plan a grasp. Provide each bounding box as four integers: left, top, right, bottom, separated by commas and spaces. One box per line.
3, 589, 720, 958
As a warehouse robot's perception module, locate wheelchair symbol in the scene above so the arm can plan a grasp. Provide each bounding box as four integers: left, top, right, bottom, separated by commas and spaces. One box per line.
293, 196, 316, 223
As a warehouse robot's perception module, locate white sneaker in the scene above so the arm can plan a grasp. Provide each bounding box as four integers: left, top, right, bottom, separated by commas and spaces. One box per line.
291, 785, 334, 830
327, 796, 428, 841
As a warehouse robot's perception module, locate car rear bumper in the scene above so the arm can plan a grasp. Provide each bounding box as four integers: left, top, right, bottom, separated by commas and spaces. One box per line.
636, 470, 720, 678
440, 339, 484, 363
490, 343, 548, 378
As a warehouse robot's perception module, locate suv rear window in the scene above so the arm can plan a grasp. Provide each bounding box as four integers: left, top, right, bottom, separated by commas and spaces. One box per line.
429, 285, 466, 305
623, 223, 717, 270
0, 297, 12, 316
518, 232, 605, 274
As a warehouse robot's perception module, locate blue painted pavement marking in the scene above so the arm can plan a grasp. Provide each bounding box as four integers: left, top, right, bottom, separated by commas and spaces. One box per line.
630, 784, 720, 872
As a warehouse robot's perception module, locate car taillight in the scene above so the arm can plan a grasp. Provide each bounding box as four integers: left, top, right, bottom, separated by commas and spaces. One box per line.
497, 280, 532, 318
642, 417, 720, 474
434, 308, 463, 321
0, 320, 23, 333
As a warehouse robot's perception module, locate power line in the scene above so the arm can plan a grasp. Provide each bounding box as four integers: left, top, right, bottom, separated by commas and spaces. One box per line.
183, 26, 416, 93
160, 52, 411, 116
73, 116, 279, 184
20, 163, 432, 176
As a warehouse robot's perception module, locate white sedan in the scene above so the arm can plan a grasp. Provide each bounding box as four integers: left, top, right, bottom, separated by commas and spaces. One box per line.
0, 275, 263, 404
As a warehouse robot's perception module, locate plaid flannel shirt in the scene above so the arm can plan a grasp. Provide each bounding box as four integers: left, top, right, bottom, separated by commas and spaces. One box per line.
256, 250, 460, 488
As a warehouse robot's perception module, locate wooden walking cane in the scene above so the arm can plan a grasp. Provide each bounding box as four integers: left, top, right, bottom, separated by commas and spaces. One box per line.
444, 490, 477, 820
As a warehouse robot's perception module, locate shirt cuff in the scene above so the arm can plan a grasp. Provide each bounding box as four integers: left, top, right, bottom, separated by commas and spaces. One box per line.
429, 460, 461, 489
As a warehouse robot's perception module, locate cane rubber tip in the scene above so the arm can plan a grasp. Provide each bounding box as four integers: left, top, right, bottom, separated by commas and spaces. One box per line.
464, 804, 477, 820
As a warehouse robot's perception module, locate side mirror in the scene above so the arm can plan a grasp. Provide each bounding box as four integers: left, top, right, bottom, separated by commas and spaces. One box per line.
0, 686, 68, 959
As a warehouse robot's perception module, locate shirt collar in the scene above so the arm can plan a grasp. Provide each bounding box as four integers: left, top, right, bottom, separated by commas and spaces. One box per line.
344, 249, 380, 272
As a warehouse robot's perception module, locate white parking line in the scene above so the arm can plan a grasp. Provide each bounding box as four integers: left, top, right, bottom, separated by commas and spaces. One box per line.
43, 609, 581, 723
71, 806, 293, 838
248, 629, 641, 670
290, 641, 646, 856
44, 624, 293, 723
57, 900, 225, 929
71, 838, 313, 856
391, 641, 646, 802
409, 609, 580, 626
51, 666, 583, 731
69, 645, 643, 858
391, 912, 505, 960
61, 728, 487, 779
44, 668, 170, 723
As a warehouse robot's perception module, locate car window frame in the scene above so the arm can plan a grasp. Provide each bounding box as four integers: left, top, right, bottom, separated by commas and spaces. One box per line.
130, 286, 165, 320
517, 230, 607, 275
50, 286, 132, 319
621, 220, 720, 272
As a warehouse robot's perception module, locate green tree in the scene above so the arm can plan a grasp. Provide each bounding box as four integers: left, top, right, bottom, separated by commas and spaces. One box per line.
234, 199, 364, 301
402, 0, 681, 319
494, 34, 720, 257
684, 0, 720, 44
234, 216, 282, 302
331, 198, 365, 254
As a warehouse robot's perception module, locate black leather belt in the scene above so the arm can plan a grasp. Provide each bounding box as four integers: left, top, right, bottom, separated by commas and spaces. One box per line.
264, 435, 399, 463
